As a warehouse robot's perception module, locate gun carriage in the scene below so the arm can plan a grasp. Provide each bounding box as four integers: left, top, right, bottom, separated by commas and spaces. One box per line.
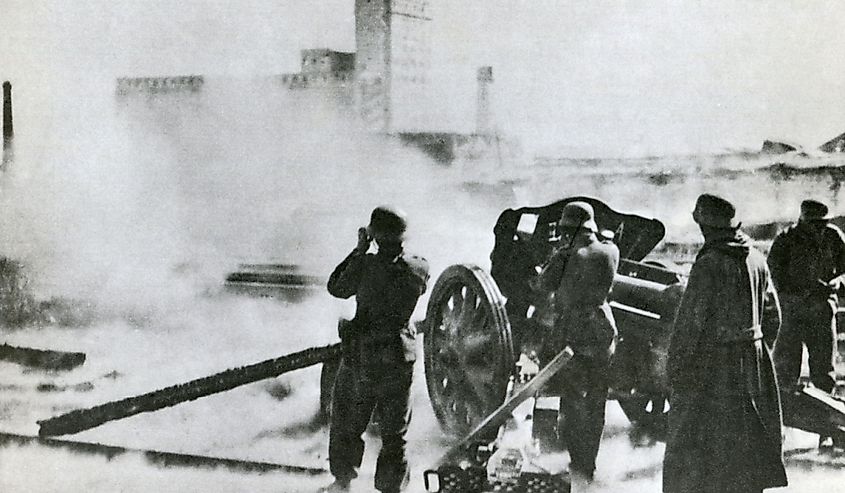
420, 196, 845, 493
422, 196, 682, 438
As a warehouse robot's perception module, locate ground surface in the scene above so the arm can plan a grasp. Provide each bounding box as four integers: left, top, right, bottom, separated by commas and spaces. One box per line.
0, 291, 843, 493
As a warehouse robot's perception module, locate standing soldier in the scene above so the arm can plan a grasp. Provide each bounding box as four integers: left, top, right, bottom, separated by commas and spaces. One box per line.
528, 201, 619, 490
663, 194, 787, 493
767, 199, 845, 449
320, 206, 429, 493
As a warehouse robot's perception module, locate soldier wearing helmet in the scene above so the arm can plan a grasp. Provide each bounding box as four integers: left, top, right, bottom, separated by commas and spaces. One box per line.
529, 201, 619, 489
322, 206, 429, 493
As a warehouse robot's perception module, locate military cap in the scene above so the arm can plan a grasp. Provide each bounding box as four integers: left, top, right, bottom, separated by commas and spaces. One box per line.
692, 194, 739, 228
799, 199, 832, 222
367, 205, 408, 239
560, 201, 598, 232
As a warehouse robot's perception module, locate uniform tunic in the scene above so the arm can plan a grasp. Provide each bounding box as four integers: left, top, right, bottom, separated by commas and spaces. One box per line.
535, 235, 619, 479
664, 230, 787, 493
767, 222, 845, 393
326, 248, 429, 493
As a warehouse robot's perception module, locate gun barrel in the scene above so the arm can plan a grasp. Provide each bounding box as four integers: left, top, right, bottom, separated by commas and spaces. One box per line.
37, 343, 342, 437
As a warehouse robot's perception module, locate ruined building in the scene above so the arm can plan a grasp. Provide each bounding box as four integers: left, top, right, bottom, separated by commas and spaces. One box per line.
113, 0, 519, 164
277, 49, 355, 106
273, 1, 433, 131
299, 49, 355, 80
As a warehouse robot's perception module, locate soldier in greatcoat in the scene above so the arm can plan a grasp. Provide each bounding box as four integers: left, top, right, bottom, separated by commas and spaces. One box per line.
663, 194, 787, 493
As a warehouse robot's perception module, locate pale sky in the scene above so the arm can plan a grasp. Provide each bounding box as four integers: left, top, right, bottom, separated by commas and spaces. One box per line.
2, 0, 844, 156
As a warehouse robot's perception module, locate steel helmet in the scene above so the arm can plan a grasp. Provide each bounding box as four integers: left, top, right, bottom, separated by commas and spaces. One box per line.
559, 202, 598, 233
367, 205, 408, 239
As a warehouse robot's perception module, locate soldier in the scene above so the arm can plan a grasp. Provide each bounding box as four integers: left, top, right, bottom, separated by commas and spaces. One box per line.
320, 206, 429, 493
767, 199, 845, 449
527, 201, 619, 490
663, 194, 786, 493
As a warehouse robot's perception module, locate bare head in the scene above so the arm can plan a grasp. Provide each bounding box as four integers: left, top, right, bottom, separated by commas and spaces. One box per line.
798, 199, 831, 233
692, 194, 739, 237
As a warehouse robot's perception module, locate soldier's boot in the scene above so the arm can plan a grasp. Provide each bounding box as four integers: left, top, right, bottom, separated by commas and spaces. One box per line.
317, 478, 351, 493
570, 469, 594, 493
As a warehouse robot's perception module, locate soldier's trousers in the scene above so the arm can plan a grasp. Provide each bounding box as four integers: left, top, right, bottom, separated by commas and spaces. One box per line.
774, 297, 837, 393
328, 358, 413, 492
556, 350, 612, 479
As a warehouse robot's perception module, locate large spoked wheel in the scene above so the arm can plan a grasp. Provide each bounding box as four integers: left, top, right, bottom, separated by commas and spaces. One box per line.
424, 264, 515, 436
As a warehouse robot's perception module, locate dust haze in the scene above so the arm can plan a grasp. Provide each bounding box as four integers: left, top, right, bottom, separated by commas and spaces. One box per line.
2, 1, 845, 492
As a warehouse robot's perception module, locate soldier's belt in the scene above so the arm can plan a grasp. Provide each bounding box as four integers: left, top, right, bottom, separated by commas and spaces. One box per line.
714, 325, 763, 343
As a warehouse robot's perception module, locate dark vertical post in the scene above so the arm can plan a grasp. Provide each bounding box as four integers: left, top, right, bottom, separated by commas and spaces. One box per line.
2, 81, 12, 151
476, 66, 493, 137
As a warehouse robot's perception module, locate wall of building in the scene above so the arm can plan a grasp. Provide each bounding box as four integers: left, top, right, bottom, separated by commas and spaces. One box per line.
272, 1, 434, 133
276, 72, 355, 106
354, 0, 391, 132
277, 48, 356, 106
389, 0, 432, 132
115, 76, 204, 97
353, 0, 433, 132
300, 49, 355, 77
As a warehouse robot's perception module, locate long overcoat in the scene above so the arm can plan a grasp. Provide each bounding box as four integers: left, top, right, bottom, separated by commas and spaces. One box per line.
663, 230, 787, 493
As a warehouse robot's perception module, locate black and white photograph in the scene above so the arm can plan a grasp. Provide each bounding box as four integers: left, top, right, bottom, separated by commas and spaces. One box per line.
1, 1, 844, 492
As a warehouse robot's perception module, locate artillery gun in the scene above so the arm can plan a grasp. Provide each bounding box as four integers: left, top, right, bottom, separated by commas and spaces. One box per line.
422, 196, 682, 440
420, 196, 845, 493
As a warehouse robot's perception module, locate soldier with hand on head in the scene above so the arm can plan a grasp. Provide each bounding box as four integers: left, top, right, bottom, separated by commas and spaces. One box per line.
525, 201, 619, 491
663, 194, 786, 493
767, 199, 845, 449
319, 206, 429, 493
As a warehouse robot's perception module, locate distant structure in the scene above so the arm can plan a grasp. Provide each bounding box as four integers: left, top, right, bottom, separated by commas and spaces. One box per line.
351, 1, 520, 164
476, 66, 494, 136
112, 0, 520, 165
401, 65, 521, 165
277, 49, 355, 105
2, 81, 12, 150
819, 132, 845, 153
2, 81, 12, 166
278, 49, 354, 88
270, 0, 434, 133
354, 0, 432, 132
115, 76, 204, 97
761, 139, 802, 154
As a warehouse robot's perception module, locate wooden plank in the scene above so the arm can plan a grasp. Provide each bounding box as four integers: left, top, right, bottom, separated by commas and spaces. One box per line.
0, 431, 327, 475
0, 343, 85, 371
38, 343, 341, 437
